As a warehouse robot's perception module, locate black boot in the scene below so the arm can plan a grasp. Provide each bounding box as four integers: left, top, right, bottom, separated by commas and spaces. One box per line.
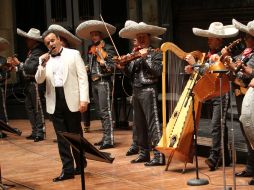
205, 150, 219, 171
126, 144, 139, 156
131, 149, 150, 163
144, 151, 165, 166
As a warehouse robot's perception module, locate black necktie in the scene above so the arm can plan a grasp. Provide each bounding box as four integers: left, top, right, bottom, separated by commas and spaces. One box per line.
51, 48, 63, 57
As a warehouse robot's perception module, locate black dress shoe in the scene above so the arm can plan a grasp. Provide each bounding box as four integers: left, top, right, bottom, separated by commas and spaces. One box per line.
94, 140, 103, 146
26, 134, 35, 140
235, 170, 253, 177
131, 155, 150, 163
144, 158, 165, 166
53, 172, 74, 182
99, 143, 114, 150
249, 178, 254, 185
34, 136, 44, 142
126, 147, 139, 156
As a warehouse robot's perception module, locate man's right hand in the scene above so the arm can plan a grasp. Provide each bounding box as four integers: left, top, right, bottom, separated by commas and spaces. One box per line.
7, 56, 20, 66
40, 53, 50, 67
184, 54, 196, 65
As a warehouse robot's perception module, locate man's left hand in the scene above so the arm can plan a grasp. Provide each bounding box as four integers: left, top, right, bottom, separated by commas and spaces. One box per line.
79, 101, 89, 113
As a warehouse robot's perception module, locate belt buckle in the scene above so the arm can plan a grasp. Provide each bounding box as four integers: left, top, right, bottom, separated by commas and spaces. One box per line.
92, 76, 100, 81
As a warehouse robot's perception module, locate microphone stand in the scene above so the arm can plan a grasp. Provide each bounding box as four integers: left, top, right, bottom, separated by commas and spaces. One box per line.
219, 72, 227, 190
229, 81, 236, 190
187, 69, 209, 186
213, 70, 232, 190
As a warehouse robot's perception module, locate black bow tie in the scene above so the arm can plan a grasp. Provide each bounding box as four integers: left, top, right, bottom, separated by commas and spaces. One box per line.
51, 48, 63, 57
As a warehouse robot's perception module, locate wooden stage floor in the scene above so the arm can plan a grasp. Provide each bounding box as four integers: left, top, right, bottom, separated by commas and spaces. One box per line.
0, 119, 253, 190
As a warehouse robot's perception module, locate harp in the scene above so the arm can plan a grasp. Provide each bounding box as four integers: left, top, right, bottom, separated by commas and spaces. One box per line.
156, 42, 205, 171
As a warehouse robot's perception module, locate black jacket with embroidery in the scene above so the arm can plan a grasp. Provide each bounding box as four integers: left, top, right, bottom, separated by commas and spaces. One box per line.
123, 48, 162, 88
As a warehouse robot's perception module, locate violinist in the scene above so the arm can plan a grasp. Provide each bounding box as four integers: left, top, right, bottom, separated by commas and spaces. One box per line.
118, 21, 164, 157
76, 20, 116, 150
118, 21, 166, 166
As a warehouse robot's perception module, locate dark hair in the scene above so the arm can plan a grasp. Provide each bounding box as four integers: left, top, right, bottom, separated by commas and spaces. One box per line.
59, 36, 70, 48
42, 29, 60, 40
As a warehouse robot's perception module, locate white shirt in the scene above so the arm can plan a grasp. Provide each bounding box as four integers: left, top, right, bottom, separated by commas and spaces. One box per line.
51, 56, 64, 87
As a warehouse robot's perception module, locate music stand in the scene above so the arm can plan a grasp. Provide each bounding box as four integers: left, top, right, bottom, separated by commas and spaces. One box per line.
0, 119, 22, 190
0, 120, 22, 136
58, 132, 114, 190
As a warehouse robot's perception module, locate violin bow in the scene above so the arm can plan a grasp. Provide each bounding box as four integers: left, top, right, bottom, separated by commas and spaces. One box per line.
100, 14, 121, 58
99, 14, 119, 125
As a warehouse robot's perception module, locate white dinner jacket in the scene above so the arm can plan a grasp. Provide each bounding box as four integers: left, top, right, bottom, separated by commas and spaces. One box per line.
35, 47, 90, 114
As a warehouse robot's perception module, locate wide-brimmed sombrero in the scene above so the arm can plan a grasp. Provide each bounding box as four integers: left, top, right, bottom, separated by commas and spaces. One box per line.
232, 19, 254, 37
0, 37, 9, 52
150, 36, 162, 47
192, 22, 239, 38
17, 28, 43, 42
48, 24, 81, 48
119, 21, 166, 39
76, 20, 116, 40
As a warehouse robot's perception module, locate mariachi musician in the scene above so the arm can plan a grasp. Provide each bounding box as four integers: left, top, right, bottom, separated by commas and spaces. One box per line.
221, 19, 254, 184
7, 28, 47, 142
0, 37, 11, 138
76, 20, 116, 150
117, 20, 163, 157
116, 21, 166, 166
184, 22, 239, 171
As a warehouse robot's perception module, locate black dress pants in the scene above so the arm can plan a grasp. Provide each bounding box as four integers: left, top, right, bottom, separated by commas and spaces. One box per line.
52, 87, 84, 174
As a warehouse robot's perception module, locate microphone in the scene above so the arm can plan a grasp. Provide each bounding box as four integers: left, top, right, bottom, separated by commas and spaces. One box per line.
41, 47, 55, 67
48, 47, 55, 55
209, 70, 229, 74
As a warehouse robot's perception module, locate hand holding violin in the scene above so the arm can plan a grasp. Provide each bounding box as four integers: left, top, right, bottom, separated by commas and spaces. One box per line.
89, 41, 108, 67
7, 55, 19, 66
5, 55, 20, 70
113, 48, 160, 66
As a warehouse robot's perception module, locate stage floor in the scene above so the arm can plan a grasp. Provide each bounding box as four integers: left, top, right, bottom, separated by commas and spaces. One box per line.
0, 119, 253, 190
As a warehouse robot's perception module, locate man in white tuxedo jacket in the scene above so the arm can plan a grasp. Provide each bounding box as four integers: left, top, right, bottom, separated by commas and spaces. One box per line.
35, 30, 89, 182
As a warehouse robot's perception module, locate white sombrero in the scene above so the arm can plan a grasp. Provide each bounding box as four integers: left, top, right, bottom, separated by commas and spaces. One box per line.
119, 21, 166, 39
119, 20, 137, 38
17, 28, 43, 42
0, 37, 9, 52
76, 20, 116, 40
48, 24, 81, 48
192, 22, 239, 38
150, 36, 162, 47
232, 19, 254, 36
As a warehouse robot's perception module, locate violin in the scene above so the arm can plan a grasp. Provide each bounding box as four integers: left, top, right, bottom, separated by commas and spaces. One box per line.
0, 54, 18, 71
89, 41, 108, 65
113, 48, 160, 66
